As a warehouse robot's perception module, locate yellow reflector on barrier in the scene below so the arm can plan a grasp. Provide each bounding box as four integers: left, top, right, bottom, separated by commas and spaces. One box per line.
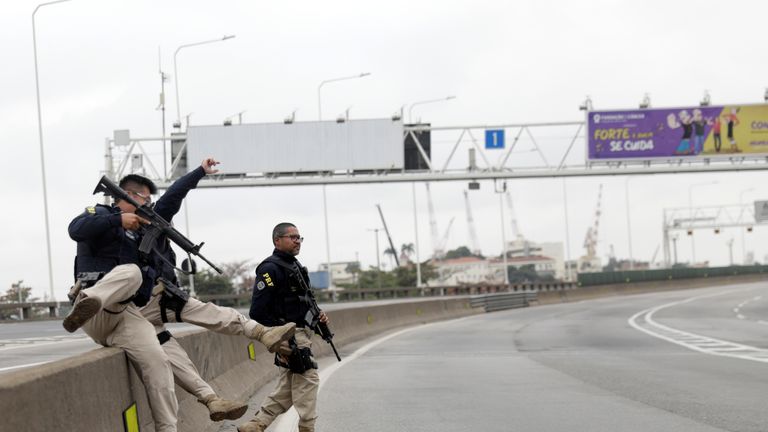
248, 342, 256, 360
416, 308, 422, 316
367, 314, 374, 324
123, 402, 139, 432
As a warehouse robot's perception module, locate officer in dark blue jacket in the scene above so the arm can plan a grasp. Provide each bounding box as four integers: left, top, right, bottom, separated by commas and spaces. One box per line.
241, 222, 328, 432
137, 158, 296, 423
64, 173, 180, 432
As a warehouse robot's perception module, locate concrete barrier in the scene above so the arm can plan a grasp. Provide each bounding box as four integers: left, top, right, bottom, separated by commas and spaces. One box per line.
0, 297, 479, 432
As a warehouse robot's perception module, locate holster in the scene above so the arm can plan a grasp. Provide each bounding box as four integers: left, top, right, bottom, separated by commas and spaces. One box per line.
275, 338, 317, 374
157, 277, 189, 323
68, 272, 105, 304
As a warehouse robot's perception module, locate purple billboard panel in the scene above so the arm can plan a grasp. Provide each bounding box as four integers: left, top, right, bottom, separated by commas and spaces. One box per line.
587, 104, 768, 161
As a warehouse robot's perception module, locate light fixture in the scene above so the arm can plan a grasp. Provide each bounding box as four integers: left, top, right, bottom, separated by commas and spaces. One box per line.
579, 96, 593, 111
700, 90, 711, 107
639, 93, 651, 109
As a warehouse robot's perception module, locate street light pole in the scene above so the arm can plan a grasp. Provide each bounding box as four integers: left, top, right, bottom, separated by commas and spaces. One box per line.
495, 181, 509, 285
33, 0, 73, 302
317, 72, 371, 121
739, 187, 755, 264
172, 35, 234, 295
316, 72, 371, 293
408, 96, 456, 124
688, 181, 718, 265
625, 176, 634, 270
412, 183, 422, 289
173, 35, 235, 126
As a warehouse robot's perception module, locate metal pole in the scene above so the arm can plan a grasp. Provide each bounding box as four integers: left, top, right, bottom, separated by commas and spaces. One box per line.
688, 181, 718, 265
33, 0, 72, 303
688, 187, 695, 265
497, 182, 509, 285
412, 183, 422, 288
562, 179, 572, 281
17, 281, 24, 321
408, 96, 456, 124
173, 35, 235, 127
317, 72, 371, 121
323, 185, 333, 292
374, 229, 381, 289
739, 188, 754, 264
625, 177, 634, 270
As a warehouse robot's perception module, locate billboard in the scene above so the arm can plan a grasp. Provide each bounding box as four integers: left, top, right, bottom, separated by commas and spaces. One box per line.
587, 104, 768, 161
186, 119, 405, 175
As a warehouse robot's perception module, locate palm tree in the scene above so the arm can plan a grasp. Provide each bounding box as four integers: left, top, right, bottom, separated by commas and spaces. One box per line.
383, 247, 397, 269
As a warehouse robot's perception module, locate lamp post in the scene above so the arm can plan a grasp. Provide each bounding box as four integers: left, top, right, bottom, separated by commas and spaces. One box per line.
33, 0, 73, 302
173, 35, 234, 295
688, 181, 718, 264
625, 176, 635, 270
317, 72, 371, 121
316, 72, 371, 294
562, 179, 572, 281
495, 181, 509, 285
173, 35, 235, 126
739, 187, 755, 264
412, 183, 422, 289
408, 96, 456, 124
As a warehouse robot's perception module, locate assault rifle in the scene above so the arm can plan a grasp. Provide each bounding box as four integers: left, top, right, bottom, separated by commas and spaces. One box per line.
93, 175, 223, 274
294, 263, 341, 361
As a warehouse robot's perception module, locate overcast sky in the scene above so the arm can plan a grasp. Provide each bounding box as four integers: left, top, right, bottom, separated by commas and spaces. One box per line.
2, 0, 767, 301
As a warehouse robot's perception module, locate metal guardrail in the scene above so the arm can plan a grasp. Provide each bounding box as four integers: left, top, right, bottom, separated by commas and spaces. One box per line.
470, 292, 539, 312
0, 282, 573, 321
0, 301, 68, 319
198, 282, 575, 305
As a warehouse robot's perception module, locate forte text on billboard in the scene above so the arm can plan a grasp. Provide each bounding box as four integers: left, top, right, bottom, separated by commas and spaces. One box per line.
587, 104, 768, 162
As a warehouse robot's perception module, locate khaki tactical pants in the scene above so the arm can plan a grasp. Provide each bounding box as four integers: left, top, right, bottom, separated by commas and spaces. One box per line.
141, 291, 262, 400
254, 328, 319, 430
77, 264, 178, 432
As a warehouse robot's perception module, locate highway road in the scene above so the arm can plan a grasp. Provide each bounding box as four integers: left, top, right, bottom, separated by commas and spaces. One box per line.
307, 282, 768, 432
4, 283, 768, 431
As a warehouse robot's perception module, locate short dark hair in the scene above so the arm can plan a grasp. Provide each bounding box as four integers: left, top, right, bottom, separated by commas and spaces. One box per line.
119, 174, 158, 195
272, 222, 296, 242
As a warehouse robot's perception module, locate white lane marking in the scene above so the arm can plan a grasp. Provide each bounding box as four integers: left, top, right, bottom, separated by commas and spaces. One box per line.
629, 290, 768, 364
733, 295, 765, 321
0, 335, 90, 352
272, 317, 472, 432
0, 361, 51, 373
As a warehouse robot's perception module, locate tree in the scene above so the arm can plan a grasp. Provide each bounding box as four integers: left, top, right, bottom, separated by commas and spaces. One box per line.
445, 246, 473, 259
190, 270, 236, 306
401, 243, 415, 261
0, 281, 38, 320
345, 262, 361, 288
383, 247, 398, 268
218, 260, 254, 294
506, 264, 556, 283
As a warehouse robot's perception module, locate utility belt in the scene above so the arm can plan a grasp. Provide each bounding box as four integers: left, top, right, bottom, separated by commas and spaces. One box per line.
68, 272, 105, 304
156, 277, 190, 323
275, 337, 317, 374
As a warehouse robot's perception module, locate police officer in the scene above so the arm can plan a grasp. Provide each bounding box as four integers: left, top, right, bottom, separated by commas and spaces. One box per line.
238, 222, 329, 432
138, 158, 296, 421
65, 163, 295, 432
65, 173, 178, 432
